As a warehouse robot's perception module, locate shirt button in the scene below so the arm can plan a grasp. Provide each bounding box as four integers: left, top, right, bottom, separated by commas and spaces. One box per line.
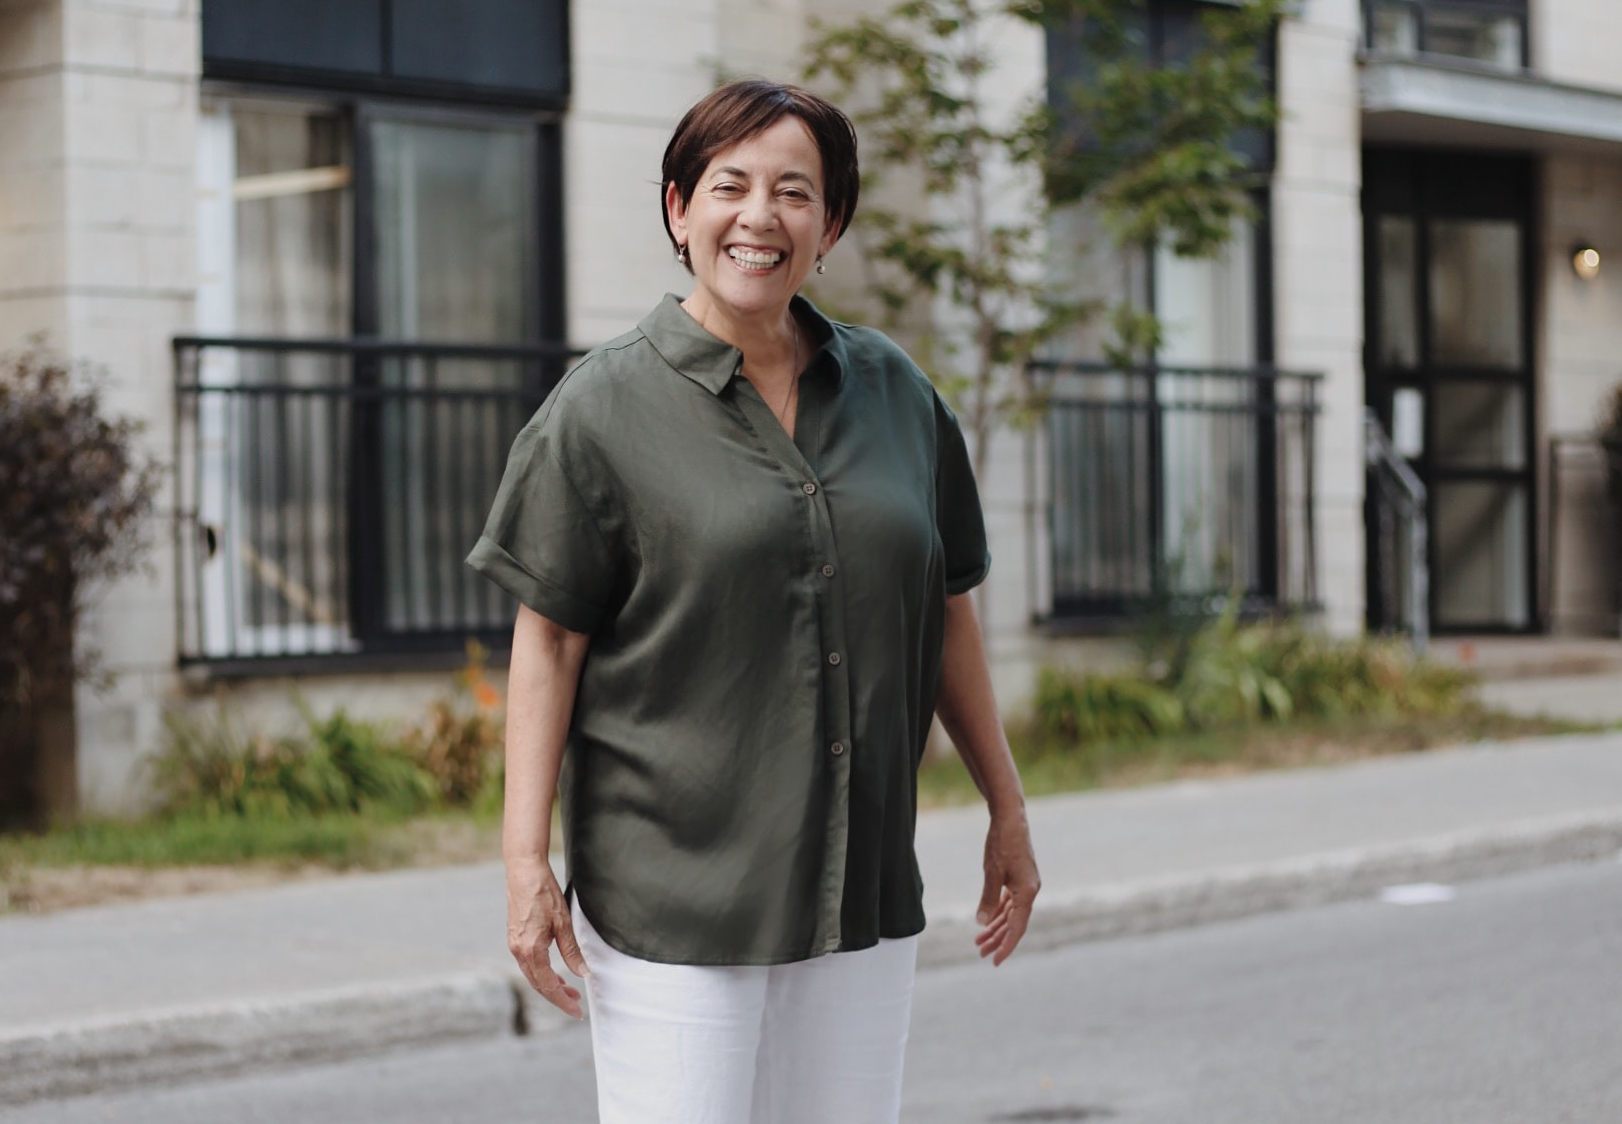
827, 652, 841, 666
820, 563, 835, 578
830, 742, 846, 756
802, 482, 818, 495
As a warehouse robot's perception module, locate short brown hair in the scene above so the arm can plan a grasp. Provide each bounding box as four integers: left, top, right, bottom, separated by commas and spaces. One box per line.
661, 79, 860, 269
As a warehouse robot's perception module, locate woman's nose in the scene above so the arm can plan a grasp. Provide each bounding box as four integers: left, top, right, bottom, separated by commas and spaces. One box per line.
738, 187, 778, 229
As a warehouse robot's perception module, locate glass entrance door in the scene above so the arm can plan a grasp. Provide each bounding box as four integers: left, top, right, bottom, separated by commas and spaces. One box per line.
1364, 150, 1536, 632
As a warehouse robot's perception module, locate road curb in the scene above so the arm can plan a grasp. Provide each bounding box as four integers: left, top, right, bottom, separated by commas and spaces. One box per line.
916, 809, 1622, 968
0, 971, 522, 1107
6, 811, 1620, 1106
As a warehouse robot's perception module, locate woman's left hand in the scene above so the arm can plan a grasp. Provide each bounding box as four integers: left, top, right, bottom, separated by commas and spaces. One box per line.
973, 805, 1040, 966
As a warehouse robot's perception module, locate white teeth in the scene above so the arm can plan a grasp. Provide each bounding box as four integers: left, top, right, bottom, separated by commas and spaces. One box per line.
728, 247, 782, 267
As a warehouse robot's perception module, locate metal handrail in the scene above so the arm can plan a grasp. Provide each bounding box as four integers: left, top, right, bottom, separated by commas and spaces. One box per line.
1364, 408, 1430, 651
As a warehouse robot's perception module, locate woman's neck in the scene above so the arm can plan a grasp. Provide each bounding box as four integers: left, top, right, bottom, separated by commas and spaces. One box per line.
681, 295, 801, 379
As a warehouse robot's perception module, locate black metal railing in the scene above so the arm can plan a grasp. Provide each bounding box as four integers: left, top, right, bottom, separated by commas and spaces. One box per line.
173, 336, 582, 672
1029, 359, 1322, 626
1365, 410, 1430, 650
1364, 0, 1528, 70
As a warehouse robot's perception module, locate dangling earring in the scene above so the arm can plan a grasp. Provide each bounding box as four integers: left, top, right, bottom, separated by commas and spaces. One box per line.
676, 244, 688, 265
815, 256, 826, 275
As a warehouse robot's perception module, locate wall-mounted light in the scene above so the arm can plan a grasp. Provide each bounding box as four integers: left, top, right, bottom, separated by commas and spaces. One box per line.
1572, 244, 1601, 281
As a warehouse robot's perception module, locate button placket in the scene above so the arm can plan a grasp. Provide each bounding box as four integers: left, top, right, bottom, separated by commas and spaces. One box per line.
803, 463, 854, 954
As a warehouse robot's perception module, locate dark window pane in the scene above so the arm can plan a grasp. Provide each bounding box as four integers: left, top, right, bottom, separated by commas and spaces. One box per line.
390, 0, 568, 97
1434, 481, 1529, 629
1433, 381, 1526, 470
1428, 218, 1521, 368
203, 0, 382, 75
1377, 216, 1419, 369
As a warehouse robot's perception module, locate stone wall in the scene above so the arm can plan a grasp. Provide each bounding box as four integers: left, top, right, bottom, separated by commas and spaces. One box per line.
0, 0, 198, 814
1539, 153, 1622, 635
1272, 0, 1366, 636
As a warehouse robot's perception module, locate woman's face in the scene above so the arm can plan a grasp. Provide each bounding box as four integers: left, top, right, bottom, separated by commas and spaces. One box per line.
666, 115, 838, 331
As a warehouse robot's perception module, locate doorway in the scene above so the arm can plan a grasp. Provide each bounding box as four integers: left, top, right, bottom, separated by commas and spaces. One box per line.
1364, 149, 1537, 633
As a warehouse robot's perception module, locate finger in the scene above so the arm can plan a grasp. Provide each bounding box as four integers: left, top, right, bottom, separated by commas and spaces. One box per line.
991, 900, 1034, 967
975, 905, 1011, 943
534, 967, 585, 1019
976, 915, 1011, 957
555, 916, 591, 978
976, 873, 1003, 926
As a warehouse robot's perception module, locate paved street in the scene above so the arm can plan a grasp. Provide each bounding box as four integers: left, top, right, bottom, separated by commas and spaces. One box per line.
9, 859, 1619, 1124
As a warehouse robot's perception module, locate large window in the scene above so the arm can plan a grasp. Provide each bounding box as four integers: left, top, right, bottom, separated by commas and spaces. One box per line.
180, 53, 568, 666
1364, 0, 1528, 70
1039, 1, 1295, 622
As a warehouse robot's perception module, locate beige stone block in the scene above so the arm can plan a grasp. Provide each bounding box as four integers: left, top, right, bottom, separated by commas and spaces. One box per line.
138, 11, 196, 77
0, 3, 63, 74
71, 162, 141, 226
139, 227, 190, 291
67, 224, 141, 286
62, 99, 142, 163
0, 225, 64, 290
136, 165, 190, 231
0, 101, 67, 171
574, 60, 714, 124
82, 0, 192, 15
576, 6, 717, 68
0, 165, 65, 228
64, 5, 143, 70
140, 103, 194, 170
0, 293, 65, 345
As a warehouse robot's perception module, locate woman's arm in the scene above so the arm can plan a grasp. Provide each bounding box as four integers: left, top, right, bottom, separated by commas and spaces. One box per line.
504, 604, 593, 1017
934, 592, 1041, 966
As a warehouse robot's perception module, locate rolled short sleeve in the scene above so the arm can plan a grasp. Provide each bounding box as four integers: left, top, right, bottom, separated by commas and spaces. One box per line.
466, 420, 619, 634
934, 392, 991, 595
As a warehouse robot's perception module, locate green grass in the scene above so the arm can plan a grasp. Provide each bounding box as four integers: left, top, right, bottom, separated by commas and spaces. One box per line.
918, 705, 1605, 809
0, 812, 411, 871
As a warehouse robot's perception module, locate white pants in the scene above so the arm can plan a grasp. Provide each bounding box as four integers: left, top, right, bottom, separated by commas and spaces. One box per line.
573, 901, 919, 1124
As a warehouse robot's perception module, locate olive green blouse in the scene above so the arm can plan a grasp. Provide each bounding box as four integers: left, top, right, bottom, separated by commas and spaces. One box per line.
467, 293, 988, 965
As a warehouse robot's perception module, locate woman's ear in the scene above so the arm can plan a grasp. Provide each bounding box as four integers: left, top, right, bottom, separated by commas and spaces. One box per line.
819, 214, 841, 259
665, 181, 687, 242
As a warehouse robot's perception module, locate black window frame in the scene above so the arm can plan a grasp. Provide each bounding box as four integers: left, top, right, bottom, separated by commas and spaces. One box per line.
1361, 0, 1531, 71
181, 76, 570, 672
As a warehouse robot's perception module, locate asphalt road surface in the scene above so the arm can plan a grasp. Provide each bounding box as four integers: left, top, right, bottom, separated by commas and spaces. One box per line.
9, 860, 1621, 1124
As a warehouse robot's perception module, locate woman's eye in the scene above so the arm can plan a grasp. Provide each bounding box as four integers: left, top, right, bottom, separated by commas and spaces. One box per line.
712, 182, 743, 195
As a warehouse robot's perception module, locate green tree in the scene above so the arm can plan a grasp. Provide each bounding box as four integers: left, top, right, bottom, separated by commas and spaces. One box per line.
803, 0, 1283, 478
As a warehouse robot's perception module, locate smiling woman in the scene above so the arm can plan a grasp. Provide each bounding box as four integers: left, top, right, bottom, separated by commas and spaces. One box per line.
466, 78, 1039, 1124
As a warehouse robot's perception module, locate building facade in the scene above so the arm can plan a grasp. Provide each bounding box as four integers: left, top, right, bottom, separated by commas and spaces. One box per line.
1, 0, 1618, 815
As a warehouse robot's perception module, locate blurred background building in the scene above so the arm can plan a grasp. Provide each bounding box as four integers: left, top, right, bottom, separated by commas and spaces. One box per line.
0, 0, 1618, 815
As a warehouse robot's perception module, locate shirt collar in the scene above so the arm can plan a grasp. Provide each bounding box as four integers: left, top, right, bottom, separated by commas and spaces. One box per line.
639, 293, 850, 395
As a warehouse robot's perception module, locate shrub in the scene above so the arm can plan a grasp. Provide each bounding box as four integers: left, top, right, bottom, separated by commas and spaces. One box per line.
0, 345, 161, 709
405, 640, 505, 807
1, 344, 161, 824
151, 702, 436, 821
1032, 607, 1477, 749
1033, 668, 1184, 744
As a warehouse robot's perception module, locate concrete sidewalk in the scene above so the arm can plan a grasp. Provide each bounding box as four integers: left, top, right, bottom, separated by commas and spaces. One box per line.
2, 731, 1621, 1106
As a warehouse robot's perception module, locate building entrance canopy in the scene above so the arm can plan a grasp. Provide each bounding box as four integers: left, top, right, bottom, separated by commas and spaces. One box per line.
1361, 58, 1622, 154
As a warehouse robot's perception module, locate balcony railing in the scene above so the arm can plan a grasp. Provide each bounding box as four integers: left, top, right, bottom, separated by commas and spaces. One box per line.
173, 336, 581, 673
1029, 359, 1322, 626
1365, 409, 1430, 650
1364, 0, 1528, 71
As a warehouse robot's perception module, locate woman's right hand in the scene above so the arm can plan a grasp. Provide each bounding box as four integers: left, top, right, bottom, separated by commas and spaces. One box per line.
506, 855, 590, 1018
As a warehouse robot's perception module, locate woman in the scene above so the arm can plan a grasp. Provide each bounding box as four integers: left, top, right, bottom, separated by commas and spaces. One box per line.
468, 78, 1039, 1124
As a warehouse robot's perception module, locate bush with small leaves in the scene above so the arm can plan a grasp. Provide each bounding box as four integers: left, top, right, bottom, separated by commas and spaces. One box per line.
1, 343, 161, 825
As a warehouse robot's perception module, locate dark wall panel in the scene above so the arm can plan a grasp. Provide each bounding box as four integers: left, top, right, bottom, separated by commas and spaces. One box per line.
390, 0, 568, 98
202, 0, 384, 76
